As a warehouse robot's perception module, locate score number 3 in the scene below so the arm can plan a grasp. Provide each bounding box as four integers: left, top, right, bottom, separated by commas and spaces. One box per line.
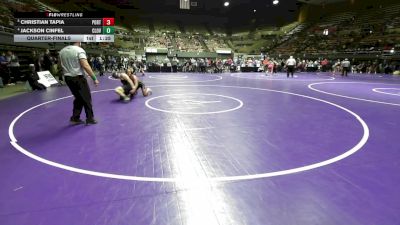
102, 18, 114, 26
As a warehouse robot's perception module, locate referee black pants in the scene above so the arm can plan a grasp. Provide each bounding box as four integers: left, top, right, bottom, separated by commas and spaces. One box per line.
342, 67, 349, 76
65, 76, 94, 121
287, 66, 294, 77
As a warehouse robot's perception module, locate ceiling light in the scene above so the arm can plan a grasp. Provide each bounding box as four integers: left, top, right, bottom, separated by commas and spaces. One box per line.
273, 0, 279, 5
253, 9, 256, 12
224, 1, 230, 7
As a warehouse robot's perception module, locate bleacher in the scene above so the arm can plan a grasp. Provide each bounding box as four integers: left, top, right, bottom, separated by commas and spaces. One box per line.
31, 0, 58, 12
269, 2, 400, 56
0, 0, 398, 59
175, 34, 205, 52
0, 44, 46, 82
132, 23, 150, 34
154, 22, 180, 33
185, 24, 209, 35
203, 38, 228, 52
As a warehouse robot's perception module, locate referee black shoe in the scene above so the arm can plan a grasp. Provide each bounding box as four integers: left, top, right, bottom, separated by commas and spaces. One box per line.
86, 119, 98, 125
70, 118, 84, 125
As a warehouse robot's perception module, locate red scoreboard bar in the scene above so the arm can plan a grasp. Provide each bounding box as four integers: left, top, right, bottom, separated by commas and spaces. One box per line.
103, 18, 114, 26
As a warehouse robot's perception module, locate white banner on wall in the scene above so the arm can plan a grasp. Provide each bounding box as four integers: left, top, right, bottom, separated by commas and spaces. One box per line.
145, 47, 157, 53
216, 49, 232, 54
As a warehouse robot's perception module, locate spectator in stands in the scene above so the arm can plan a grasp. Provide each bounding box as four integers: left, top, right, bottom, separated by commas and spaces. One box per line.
355, 62, 362, 73
190, 58, 196, 72
0, 52, 10, 86
7, 51, 20, 83
140, 59, 146, 75
351, 64, 357, 74
368, 61, 378, 74
267, 59, 275, 75
314, 60, 320, 71
333, 59, 341, 75
31, 51, 41, 72
298, 60, 306, 72
97, 55, 104, 76
123, 56, 129, 70
52, 51, 64, 85
279, 60, 285, 72
182, 59, 188, 72
106, 56, 111, 71
321, 58, 329, 72
163, 57, 171, 72
306, 60, 314, 72
384, 62, 394, 74
200, 58, 206, 73
111, 56, 117, 70
89, 56, 94, 68
42, 49, 53, 71
117, 57, 123, 70
172, 57, 179, 73
263, 57, 269, 75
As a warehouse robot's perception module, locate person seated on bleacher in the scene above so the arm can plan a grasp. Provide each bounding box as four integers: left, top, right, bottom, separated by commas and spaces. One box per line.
27, 64, 46, 91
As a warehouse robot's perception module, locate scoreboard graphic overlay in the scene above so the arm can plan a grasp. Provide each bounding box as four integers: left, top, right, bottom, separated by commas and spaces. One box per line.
14, 12, 115, 42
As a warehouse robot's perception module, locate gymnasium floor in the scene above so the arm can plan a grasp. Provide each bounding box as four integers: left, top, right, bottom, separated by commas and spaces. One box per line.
1, 72, 399, 225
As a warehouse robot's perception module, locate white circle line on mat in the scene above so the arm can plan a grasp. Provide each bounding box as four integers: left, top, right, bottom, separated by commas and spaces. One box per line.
308, 82, 400, 106
230, 73, 335, 81
372, 88, 400, 97
149, 75, 188, 79
9, 85, 369, 183
148, 75, 223, 83
145, 93, 243, 114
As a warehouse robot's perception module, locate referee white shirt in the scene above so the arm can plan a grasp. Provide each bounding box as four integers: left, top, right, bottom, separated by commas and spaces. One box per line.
286, 56, 296, 66
59, 45, 87, 77
341, 59, 350, 68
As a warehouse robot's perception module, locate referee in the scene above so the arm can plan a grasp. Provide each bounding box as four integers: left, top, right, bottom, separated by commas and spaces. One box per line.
341, 58, 351, 77
59, 42, 99, 125
286, 56, 296, 78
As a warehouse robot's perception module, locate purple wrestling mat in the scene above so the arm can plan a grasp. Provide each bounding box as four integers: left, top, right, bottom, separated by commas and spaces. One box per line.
1, 72, 399, 225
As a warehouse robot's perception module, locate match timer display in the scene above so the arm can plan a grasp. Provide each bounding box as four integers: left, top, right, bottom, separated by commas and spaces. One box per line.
14, 12, 115, 42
